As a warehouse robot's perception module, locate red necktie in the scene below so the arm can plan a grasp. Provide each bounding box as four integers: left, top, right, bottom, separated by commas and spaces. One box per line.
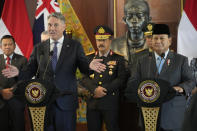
6, 56, 10, 68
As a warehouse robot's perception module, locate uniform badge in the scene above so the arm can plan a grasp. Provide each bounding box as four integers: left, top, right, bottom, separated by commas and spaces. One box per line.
89, 74, 94, 79
107, 61, 116, 65
107, 61, 116, 76
109, 70, 113, 75
167, 59, 170, 66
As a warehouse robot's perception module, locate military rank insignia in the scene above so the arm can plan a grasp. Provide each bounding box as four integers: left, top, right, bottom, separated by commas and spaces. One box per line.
89, 74, 94, 79
107, 61, 116, 75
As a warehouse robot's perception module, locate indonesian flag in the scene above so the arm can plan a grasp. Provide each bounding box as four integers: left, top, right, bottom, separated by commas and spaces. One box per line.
0, 0, 33, 58
33, 0, 60, 45
177, 0, 197, 60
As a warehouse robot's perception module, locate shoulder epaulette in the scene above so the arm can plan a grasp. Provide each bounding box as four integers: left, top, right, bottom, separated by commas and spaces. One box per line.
86, 52, 95, 56
113, 51, 124, 56
135, 48, 145, 53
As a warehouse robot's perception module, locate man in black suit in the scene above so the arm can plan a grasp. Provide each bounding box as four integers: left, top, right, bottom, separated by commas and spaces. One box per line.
81, 25, 127, 131
2, 12, 105, 131
127, 24, 195, 131
0, 35, 27, 131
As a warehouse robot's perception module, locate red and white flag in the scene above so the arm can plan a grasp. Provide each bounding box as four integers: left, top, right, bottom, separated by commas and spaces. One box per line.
177, 0, 197, 60
0, 0, 33, 58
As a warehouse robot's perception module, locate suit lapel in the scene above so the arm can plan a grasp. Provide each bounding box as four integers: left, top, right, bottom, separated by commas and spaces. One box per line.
55, 37, 70, 72
11, 53, 17, 66
160, 51, 174, 75
151, 53, 158, 77
0, 55, 5, 69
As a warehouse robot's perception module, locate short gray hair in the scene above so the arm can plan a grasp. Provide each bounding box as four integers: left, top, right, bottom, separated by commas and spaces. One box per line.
48, 12, 65, 23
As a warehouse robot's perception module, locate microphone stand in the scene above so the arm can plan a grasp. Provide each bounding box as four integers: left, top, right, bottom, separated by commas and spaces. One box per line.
43, 51, 53, 80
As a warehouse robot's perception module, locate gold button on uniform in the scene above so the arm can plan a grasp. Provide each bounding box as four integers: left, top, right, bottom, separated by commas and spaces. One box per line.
100, 75, 103, 77
99, 82, 102, 85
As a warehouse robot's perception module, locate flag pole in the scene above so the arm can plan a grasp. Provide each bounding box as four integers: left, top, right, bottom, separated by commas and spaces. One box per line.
114, 0, 117, 38
181, 0, 183, 15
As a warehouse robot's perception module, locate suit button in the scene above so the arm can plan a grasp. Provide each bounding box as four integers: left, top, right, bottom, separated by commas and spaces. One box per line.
54, 75, 56, 78
112, 92, 115, 95
98, 82, 102, 85
99, 75, 103, 78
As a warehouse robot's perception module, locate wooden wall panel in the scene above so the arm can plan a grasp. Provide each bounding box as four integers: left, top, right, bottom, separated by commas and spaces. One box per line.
115, 0, 182, 51
147, 0, 182, 51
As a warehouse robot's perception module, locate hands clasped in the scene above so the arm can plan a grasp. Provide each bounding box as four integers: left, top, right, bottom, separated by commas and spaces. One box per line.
94, 86, 107, 98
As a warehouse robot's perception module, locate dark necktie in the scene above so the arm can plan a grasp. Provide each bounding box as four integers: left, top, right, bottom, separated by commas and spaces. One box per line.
52, 42, 58, 71
6, 56, 10, 68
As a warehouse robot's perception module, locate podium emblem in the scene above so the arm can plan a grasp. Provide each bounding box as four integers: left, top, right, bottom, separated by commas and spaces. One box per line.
138, 80, 160, 103
25, 82, 46, 104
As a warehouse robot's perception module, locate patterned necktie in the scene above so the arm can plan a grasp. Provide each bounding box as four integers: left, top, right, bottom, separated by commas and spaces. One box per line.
51, 42, 58, 71
156, 56, 165, 74
6, 56, 10, 68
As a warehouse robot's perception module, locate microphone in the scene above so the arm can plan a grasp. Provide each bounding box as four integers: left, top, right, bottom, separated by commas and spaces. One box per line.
147, 50, 152, 78
43, 51, 53, 80
35, 54, 44, 78
160, 53, 165, 59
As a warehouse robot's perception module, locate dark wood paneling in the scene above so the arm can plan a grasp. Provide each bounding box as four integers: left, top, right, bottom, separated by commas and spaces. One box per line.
115, 0, 182, 51
116, 0, 126, 38
147, 0, 181, 51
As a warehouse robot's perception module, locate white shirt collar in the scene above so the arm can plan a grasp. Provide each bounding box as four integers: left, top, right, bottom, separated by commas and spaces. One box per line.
50, 35, 64, 44
4, 53, 14, 60
154, 49, 169, 60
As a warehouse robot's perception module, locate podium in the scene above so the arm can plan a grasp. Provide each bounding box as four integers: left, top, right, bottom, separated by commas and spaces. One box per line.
125, 78, 176, 131
14, 79, 71, 131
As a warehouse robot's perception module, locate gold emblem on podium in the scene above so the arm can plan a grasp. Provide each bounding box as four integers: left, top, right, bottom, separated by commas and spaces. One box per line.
25, 82, 47, 131
138, 80, 160, 103
138, 80, 160, 131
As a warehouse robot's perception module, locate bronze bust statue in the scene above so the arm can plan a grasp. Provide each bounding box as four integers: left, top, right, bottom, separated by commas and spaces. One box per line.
111, 1, 152, 130
111, 0, 151, 63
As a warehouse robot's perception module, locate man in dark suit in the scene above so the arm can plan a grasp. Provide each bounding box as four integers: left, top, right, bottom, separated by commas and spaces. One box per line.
81, 25, 127, 131
2, 12, 105, 131
0, 35, 27, 131
127, 24, 195, 131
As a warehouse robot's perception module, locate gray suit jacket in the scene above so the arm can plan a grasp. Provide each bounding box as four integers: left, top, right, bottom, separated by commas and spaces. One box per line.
0, 53, 27, 109
19, 36, 89, 110
128, 51, 195, 129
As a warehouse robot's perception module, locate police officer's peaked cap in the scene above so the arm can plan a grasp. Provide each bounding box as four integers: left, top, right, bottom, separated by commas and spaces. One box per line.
144, 23, 154, 36
94, 25, 114, 40
153, 24, 170, 36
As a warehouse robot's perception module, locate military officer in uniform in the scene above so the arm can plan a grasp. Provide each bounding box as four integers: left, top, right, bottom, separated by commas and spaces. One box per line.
81, 25, 127, 131
144, 23, 154, 50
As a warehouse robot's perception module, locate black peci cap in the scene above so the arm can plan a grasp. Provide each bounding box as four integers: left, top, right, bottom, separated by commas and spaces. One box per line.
153, 24, 170, 36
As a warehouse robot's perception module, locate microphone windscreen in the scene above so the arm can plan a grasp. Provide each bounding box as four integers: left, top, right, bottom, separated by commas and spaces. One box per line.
161, 53, 165, 58
49, 51, 54, 56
